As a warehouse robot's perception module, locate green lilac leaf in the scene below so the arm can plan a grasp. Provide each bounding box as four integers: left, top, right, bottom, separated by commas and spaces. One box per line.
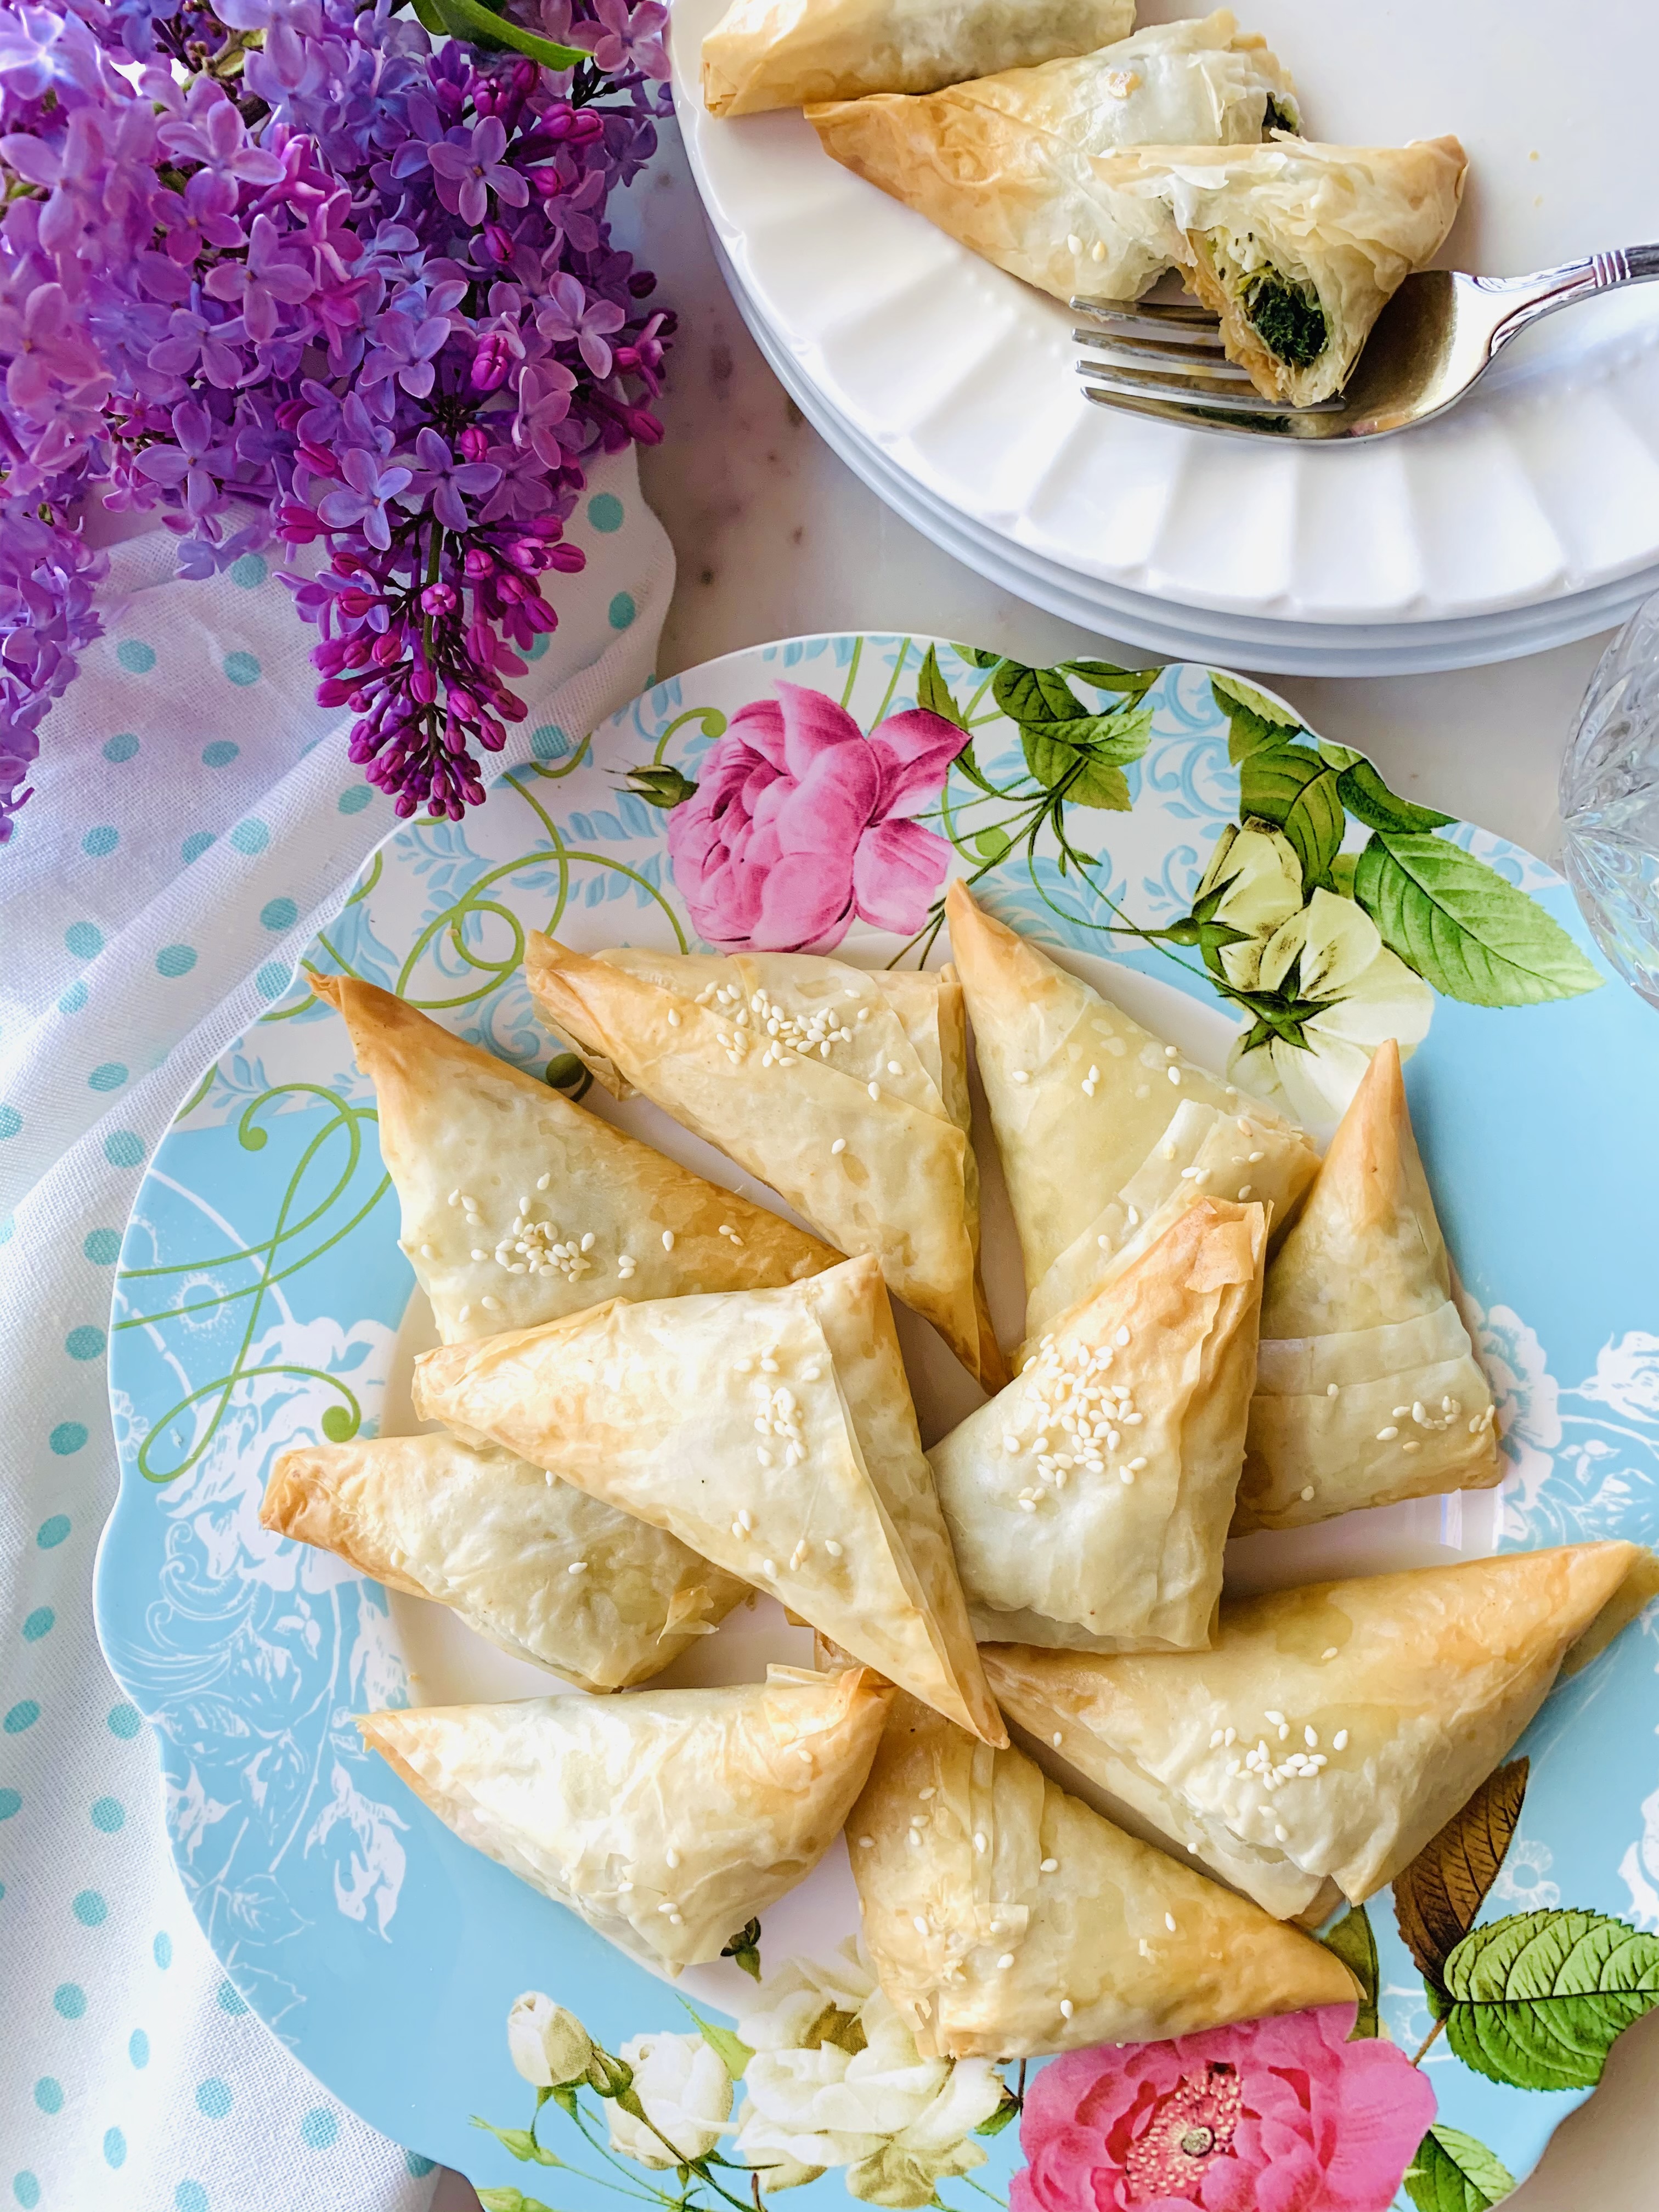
994, 659, 1088, 726
411, 0, 448, 27
1239, 743, 1345, 890
975, 2091, 1022, 2138
1395, 1760, 1530, 1996
1336, 758, 1456, 834
1210, 673, 1302, 760
679, 1999, 753, 2081
1441, 1909, 1659, 2091
1021, 732, 1130, 812
1319, 1905, 1380, 2038
1353, 834, 1604, 1006
952, 644, 1004, 669
917, 646, 968, 730
973, 827, 1012, 863
1060, 658, 1160, 698
431, 0, 586, 66
1403, 2126, 1517, 2212
1316, 738, 1363, 770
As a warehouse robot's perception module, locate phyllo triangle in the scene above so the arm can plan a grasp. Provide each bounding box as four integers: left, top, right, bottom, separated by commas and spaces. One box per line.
360, 1665, 893, 1968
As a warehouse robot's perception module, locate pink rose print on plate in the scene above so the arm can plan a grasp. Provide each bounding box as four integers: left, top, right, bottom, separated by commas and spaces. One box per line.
665, 679, 966, 951
1011, 2004, 1435, 2212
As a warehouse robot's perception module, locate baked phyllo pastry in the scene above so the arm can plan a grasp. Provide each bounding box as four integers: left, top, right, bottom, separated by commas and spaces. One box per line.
1093, 134, 1468, 404
701, 0, 1132, 118
311, 975, 837, 1344
263, 1431, 747, 1692
1236, 1039, 1498, 1531
929, 1199, 1265, 1652
847, 1695, 1356, 2059
526, 935, 1004, 1389
360, 1666, 893, 1969
983, 1542, 1659, 1925
808, 12, 1300, 307
944, 882, 1316, 1343
413, 1253, 1006, 1745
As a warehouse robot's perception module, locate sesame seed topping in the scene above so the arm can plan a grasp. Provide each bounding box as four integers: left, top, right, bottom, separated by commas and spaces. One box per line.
997, 1953, 1015, 1971
1066, 231, 1083, 255
1305, 1726, 1318, 1748
886, 1060, 902, 1075
1011, 1069, 1030, 1084
1237, 1185, 1252, 1201
1300, 1485, 1316, 1500
567, 1561, 588, 1576
1164, 1914, 1177, 1933
1322, 1647, 1338, 1660
1060, 1999, 1074, 2019
1167, 1068, 1182, 1085
1274, 1824, 1289, 1843
481, 1294, 501, 1311
1115, 1327, 1131, 1347
1040, 1857, 1058, 1873
913, 1915, 930, 1936
1376, 1425, 1398, 1442
662, 1229, 675, 1251
420, 1243, 436, 1259
1327, 1383, 1340, 1398
447, 1189, 460, 1206
859, 1836, 874, 1848
1265, 1711, 1285, 1726
831, 1137, 847, 1154
867, 1081, 881, 1101
763, 1558, 777, 1576
471, 1249, 487, 1261
667, 1008, 680, 1026
1165, 1046, 1179, 1059
457, 1305, 471, 1322
580, 1231, 595, 1252
825, 1539, 843, 1557
1097, 1233, 1111, 1250
1333, 1730, 1348, 1751
1052, 1731, 1063, 1747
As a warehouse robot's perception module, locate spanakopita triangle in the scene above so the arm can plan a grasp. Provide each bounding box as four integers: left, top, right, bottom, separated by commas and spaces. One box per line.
524, 934, 1005, 1388
263, 1430, 747, 1691
312, 975, 837, 1344
983, 1541, 1659, 1923
848, 1695, 1356, 2059
414, 1253, 1006, 1745
929, 1197, 1265, 1652
360, 1666, 893, 1969
1237, 1038, 1499, 1530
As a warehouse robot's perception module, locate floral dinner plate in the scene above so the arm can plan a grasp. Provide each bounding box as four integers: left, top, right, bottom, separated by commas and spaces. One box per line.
96, 635, 1659, 2212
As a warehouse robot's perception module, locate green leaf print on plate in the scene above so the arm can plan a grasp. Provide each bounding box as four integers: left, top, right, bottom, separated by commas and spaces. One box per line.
1441, 1909, 1659, 2091
1403, 2124, 1518, 2211
1355, 833, 1606, 1006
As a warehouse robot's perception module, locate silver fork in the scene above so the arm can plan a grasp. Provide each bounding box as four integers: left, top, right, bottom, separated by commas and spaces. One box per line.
1073, 246, 1659, 440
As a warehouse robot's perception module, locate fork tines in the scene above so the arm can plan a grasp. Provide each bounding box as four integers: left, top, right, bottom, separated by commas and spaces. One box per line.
1070, 295, 1345, 419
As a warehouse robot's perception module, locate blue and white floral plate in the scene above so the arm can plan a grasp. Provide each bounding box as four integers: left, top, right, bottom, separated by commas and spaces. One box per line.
96, 637, 1659, 2212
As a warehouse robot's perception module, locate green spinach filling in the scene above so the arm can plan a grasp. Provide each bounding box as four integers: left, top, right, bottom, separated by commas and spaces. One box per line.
1262, 95, 1301, 137
1241, 270, 1328, 367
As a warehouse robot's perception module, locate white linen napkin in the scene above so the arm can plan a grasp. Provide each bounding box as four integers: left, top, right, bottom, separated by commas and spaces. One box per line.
0, 445, 672, 2210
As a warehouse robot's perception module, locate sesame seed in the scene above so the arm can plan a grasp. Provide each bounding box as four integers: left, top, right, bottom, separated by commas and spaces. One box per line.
471, 1248, 487, 1261
1164, 1914, 1177, 1933
1322, 1647, 1338, 1660
420, 1243, 436, 1259
997, 1953, 1015, 1970
1097, 1233, 1111, 1250
1300, 1485, 1316, 1500
1165, 1046, 1179, 1059
1333, 1729, 1348, 1751
859, 1836, 874, 1849
763, 1558, 776, 1575
1052, 1731, 1063, 1747
1139, 1939, 1151, 1957
662, 1229, 675, 1251
667, 1008, 680, 1026
1115, 1327, 1130, 1347
887, 1060, 902, 1075
1040, 1858, 1058, 1873
1305, 1726, 1318, 1748
973, 1832, 987, 1852
1248, 1150, 1265, 1164
1066, 232, 1083, 255
831, 1137, 847, 1154
867, 1081, 881, 1101
580, 1231, 595, 1252
481, 1295, 501, 1311
447, 1189, 460, 1206
760, 1355, 778, 1372
1167, 1068, 1182, 1085
666, 1847, 680, 1868
1060, 1999, 1074, 2019
913, 1915, 929, 1936
1011, 1069, 1030, 1084
568, 1561, 588, 1576
825, 1539, 843, 1557
1376, 1425, 1398, 1441
1210, 1730, 1224, 1749
1274, 1824, 1289, 1843
457, 1305, 470, 1322
738, 1509, 752, 1531
1237, 1184, 1252, 1200
1265, 1711, 1285, 1726
1326, 1383, 1339, 1398
1402, 1440, 1421, 1453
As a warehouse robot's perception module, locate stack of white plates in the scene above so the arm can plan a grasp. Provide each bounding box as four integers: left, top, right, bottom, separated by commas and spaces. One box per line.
671, 0, 1659, 675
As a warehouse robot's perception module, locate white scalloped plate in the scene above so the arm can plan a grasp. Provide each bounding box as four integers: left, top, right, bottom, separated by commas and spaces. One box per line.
674, 0, 1659, 628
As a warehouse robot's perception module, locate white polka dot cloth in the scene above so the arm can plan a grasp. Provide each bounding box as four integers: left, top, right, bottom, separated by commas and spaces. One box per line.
0, 448, 672, 2212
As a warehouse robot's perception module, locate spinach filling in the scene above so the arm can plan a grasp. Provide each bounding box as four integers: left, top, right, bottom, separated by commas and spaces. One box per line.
1262, 95, 1301, 137
1241, 270, 1328, 368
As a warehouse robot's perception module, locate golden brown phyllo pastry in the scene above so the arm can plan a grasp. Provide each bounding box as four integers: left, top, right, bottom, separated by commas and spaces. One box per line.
847, 1695, 1357, 2058
311, 974, 837, 1344
701, 0, 1133, 118
808, 12, 1300, 307
411, 1252, 1006, 1745
359, 1666, 893, 1968
262, 1430, 747, 1691
944, 881, 1316, 1346
982, 1541, 1659, 1924
928, 1198, 1265, 1652
1092, 134, 1468, 404
525, 935, 1004, 1387
1236, 1038, 1499, 1531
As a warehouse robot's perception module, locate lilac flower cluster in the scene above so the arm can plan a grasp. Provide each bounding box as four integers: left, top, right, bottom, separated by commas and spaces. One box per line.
0, 0, 673, 836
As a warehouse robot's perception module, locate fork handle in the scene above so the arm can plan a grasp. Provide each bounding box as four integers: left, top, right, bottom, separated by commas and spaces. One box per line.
1483, 244, 1659, 352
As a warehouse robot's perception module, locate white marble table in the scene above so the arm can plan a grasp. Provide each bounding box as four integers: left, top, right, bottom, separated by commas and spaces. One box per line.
431, 116, 1657, 2212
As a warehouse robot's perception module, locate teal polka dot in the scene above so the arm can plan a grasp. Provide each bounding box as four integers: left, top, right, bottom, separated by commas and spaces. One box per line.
176, 2184, 207, 2212
0, 1105, 19, 1139
156, 944, 198, 978
108, 1702, 140, 1737
58, 980, 88, 1013
66, 1325, 106, 1360
0, 1790, 20, 1819
181, 832, 215, 864
103, 732, 139, 763
216, 1980, 246, 2015
201, 741, 240, 768
34, 2078, 63, 2114
230, 554, 267, 589
73, 1889, 108, 1926
116, 640, 156, 674
153, 1930, 172, 1967
405, 2152, 435, 2177
230, 817, 269, 855
223, 651, 261, 686
84, 1229, 120, 1264
88, 1063, 127, 1093
37, 1515, 71, 1548
588, 491, 624, 533
14, 2174, 40, 2208
608, 591, 636, 631
196, 2078, 232, 2120
524, 630, 550, 662
531, 724, 570, 760
104, 2128, 126, 2170
91, 1797, 124, 1832
255, 962, 287, 1001
129, 2029, 149, 2068
65, 921, 104, 958
82, 825, 119, 857
300, 2108, 337, 2150
337, 784, 372, 815
260, 896, 298, 931
5, 1702, 40, 1734
54, 1983, 86, 2019
104, 1131, 144, 1169
22, 1608, 53, 1640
